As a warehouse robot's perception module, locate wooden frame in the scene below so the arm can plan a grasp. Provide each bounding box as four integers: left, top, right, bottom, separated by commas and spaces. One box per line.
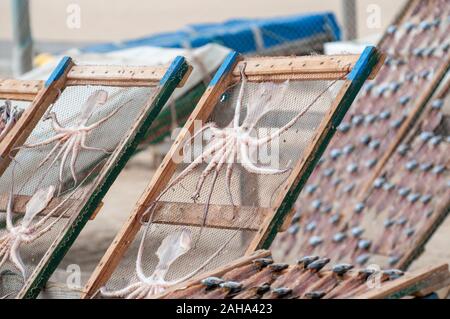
157, 250, 450, 299
81, 47, 384, 298
0, 56, 191, 299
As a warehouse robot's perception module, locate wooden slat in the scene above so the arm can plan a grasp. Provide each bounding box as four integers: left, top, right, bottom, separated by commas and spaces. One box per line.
414, 275, 450, 298
234, 72, 350, 82
357, 263, 450, 299
0, 193, 79, 217
232, 54, 385, 83
0, 93, 37, 102
0, 79, 44, 98
397, 197, 450, 269
66, 65, 192, 88
233, 55, 357, 80
367, 53, 387, 80
66, 65, 165, 87
151, 201, 271, 231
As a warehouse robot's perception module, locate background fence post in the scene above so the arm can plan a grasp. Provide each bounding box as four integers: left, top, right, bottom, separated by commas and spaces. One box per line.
341, 0, 357, 40
11, 0, 33, 76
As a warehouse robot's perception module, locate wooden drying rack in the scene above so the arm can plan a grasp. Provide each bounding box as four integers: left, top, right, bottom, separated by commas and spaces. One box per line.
0, 56, 191, 299
81, 47, 384, 298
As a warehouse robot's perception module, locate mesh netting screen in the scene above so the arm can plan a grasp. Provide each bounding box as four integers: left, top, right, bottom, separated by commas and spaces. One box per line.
100, 78, 344, 298
0, 85, 157, 298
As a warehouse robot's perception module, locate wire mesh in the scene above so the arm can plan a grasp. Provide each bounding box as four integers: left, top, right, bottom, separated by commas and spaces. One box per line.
0, 84, 158, 298
99, 76, 345, 298
272, 0, 450, 267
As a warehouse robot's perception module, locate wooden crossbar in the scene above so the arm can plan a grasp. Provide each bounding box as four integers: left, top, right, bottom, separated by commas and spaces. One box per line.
0, 193, 78, 217
0, 193, 104, 221
231, 54, 384, 82
66, 65, 192, 88
151, 201, 272, 231
0, 79, 48, 177
0, 79, 44, 101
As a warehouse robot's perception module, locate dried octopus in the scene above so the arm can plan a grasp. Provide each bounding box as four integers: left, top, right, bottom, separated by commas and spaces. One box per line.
0, 161, 95, 283
0, 184, 77, 279
99, 224, 240, 299
0, 100, 23, 142
144, 65, 340, 241
19, 90, 131, 187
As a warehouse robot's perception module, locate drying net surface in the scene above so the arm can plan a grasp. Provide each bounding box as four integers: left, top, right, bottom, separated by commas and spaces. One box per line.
272, 0, 450, 268
0, 85, 157, 298
100, 77, 344, 298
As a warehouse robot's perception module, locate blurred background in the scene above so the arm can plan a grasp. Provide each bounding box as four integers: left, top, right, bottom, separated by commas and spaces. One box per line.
0, 0, 406, 76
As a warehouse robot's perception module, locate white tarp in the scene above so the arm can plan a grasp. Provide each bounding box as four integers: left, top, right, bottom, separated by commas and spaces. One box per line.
20, 43, 231, 103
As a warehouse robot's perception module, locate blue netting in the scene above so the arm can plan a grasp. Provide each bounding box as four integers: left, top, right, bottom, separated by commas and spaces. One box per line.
81, 12, 340, 54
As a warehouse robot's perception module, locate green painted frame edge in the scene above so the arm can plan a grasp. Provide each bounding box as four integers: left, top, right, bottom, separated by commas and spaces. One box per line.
22, 56, 190, 299
259, 47, 383, 249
